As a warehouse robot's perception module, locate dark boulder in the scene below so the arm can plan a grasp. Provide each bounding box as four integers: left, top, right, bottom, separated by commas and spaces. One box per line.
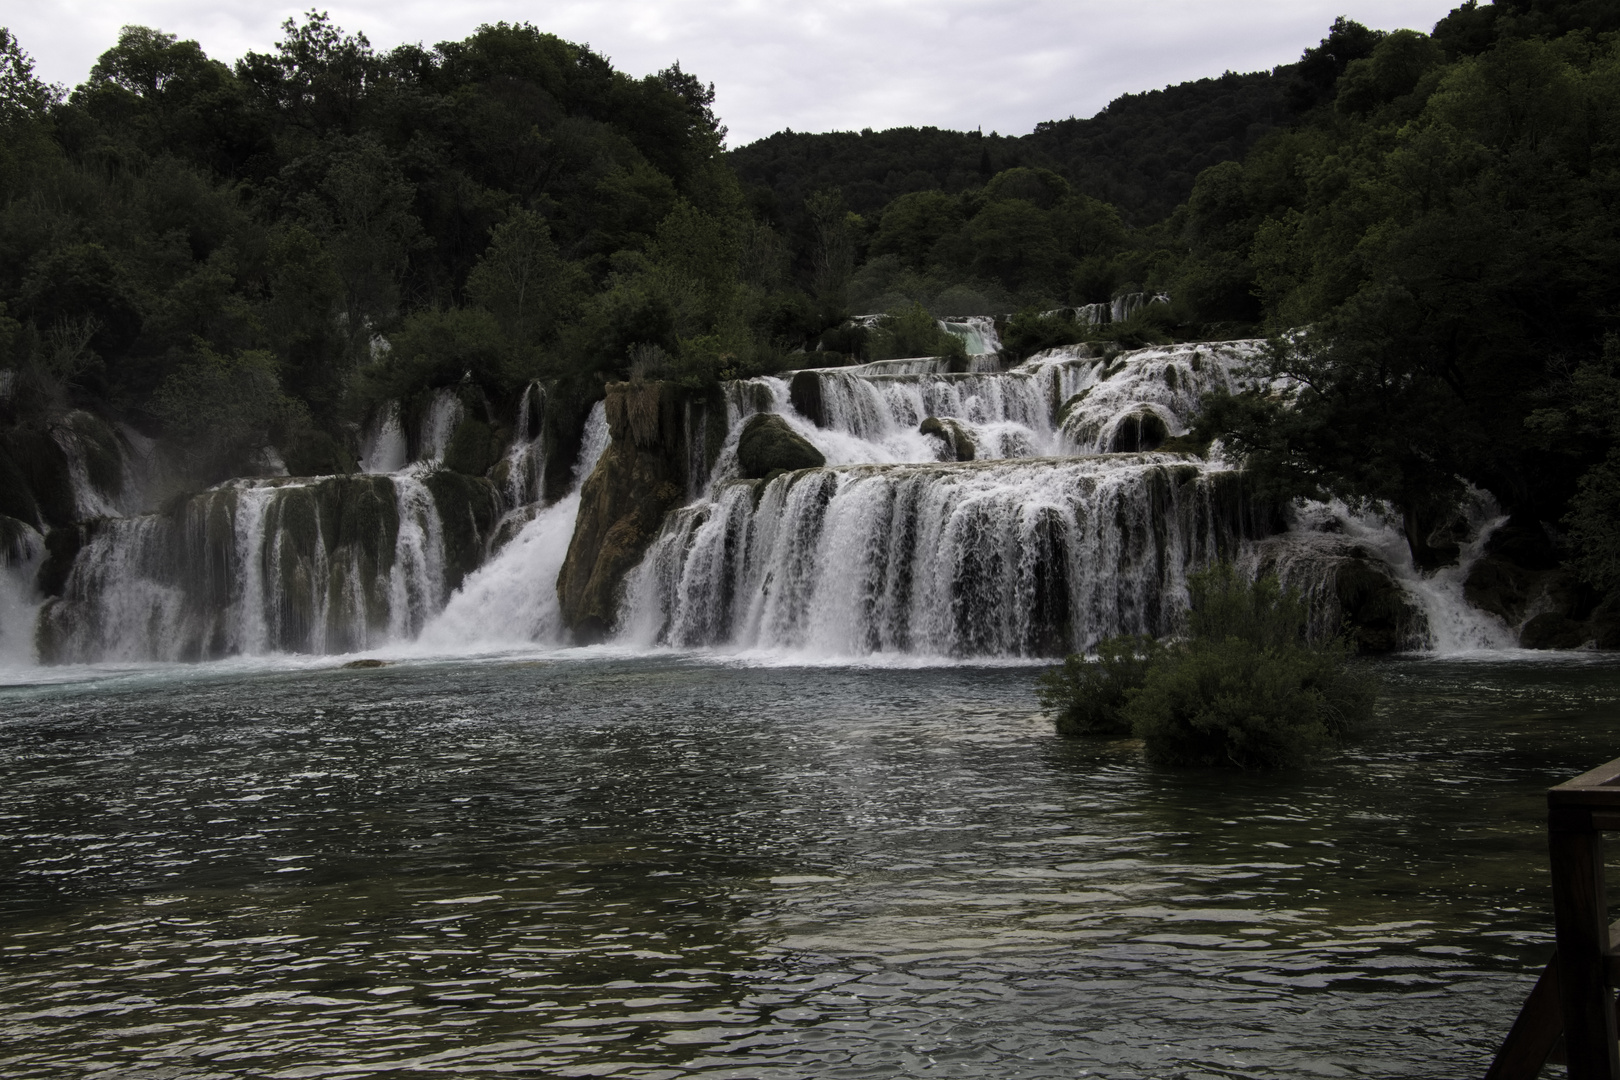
1109, 409, 1169, 453
789, 371, 826, 427
1520, 612, 1590, 650
1334, 555, 1422, 654
737, 414, 825, 480
920, 417, 977, 462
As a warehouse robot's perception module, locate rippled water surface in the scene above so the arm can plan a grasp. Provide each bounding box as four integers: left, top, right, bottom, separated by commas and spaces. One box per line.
4, 653, 1620, 1078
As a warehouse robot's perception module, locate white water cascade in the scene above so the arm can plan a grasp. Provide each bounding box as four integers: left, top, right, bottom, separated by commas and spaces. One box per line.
14, 332, 1525, 664
415, 403, 609, 650
617, 339, 1512, 659
29, 388, 610, 663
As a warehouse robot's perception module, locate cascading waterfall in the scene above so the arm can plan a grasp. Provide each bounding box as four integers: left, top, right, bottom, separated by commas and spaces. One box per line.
619, 457, 1270, 658
30, 385, 591, 663
702, 342, 1256, 493
35, 470, 467, 662
616, 337, 1515, 659
621, 342, 1272, 657
359, 402, 408, 474
13, 328, 1532, 664
416, 403, 609, 649
0, 519, 44, 666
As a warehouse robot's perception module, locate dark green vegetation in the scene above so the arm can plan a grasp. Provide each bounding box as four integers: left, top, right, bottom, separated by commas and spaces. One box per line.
3, 0, 1620, 619
1043, 564, 1377, 769
1037, 634, 1162, 736
0, 14, 814, 510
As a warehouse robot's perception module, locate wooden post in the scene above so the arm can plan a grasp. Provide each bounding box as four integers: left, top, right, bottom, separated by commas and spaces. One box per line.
1546, 758, 1620, 1080
1549, 808, 1620, 1079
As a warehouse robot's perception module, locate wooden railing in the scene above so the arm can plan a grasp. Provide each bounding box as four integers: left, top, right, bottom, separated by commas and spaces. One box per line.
1488, 757, 1620, 1079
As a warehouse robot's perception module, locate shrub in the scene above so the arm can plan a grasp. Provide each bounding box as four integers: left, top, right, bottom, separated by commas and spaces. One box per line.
1125, 563, 1375, 768
1037, 634, 1162, 736
868, 302, 969, 367
1125, 634, 1374, 769
1042, 562, 1377, 769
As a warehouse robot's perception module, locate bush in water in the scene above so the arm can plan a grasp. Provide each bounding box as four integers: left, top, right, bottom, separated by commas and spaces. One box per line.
1044, 562, 1376, 769
1037, 634, 1162, 736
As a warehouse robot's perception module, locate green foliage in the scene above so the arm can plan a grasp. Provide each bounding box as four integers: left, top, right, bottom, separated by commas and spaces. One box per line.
868, 303, 969, 366
1037, 634, 1162, 736
153, 344, 309, 475
1001, 309, 1088, 362
1045, 563, 1376, 770
1126, 632, 1375, 769
1126, 563, 1375, 769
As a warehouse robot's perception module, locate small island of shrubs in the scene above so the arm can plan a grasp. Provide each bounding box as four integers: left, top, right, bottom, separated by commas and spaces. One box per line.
1039, 563, 1376, 769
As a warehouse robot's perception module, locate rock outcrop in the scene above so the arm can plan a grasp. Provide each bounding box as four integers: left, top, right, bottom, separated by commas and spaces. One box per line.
736, 414, 825, 479
1464, 519, 1620, 649
557, 382, 698, 642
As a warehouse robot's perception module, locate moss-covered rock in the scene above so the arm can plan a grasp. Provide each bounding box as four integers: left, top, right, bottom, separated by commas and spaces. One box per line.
0, 513, 39, 567
559, 380, 704, 642
422, 469, 501, 592
789, 371, 826, 427
35, 521, 94, 597
558, 442, 686, 642
1056, 388, 1092, 428
1463, 553, 1537, 625
1334, 555, 1421, 654
737, 414, 825, 480
919, 416, 976, 462
442, 415, 500, 477
1109, 409, 1170, 452
1521, 612, 1590, 649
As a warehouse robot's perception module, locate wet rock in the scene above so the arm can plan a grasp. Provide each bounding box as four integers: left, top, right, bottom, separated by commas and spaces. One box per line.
736, 414, 825, 480
789, 371, 825, 428
342, 658, 389, 669
558, 381, 697, 642
1463, 554, 1537, 625
1520, 612, 1590, 650
920, 417, 976, 462
1109, 409, 1169, 453
1334, 555, 1422, 654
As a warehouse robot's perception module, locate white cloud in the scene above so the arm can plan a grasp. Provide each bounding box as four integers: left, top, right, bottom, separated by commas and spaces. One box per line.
11, 0, 1463, 145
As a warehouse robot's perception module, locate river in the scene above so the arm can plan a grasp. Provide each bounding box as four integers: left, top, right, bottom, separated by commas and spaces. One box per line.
2, 652, 1617, 1078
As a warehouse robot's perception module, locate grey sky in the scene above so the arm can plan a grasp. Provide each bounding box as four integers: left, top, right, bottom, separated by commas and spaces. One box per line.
14, 1, 1463, 146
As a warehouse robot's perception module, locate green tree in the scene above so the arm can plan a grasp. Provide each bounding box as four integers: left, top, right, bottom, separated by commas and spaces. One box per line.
154, 344, 308, 476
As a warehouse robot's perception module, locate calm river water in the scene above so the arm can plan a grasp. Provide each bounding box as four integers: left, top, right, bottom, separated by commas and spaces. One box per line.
3, 652, 1619, 1078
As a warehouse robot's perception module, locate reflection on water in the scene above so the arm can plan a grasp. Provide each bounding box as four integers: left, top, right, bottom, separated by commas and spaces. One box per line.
2, 655, 1619, 1078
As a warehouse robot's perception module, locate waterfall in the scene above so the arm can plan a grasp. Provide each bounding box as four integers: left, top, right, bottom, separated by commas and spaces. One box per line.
418, 390, 464, 464
417, 403, 609, 650
360, 402, 408, 475
0, 519, 43, 666
34, 472, 460, 662
619, 457, 1269, 658
500, 382, 548, 506
941, 315, 1002, 358
694, 342, 1257, 497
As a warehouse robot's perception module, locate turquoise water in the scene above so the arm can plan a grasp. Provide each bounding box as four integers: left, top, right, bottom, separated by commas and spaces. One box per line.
2, 653, 1619, 1078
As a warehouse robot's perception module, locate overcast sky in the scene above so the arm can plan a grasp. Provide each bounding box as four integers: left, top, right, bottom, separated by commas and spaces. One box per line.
13, 1, 1462, 146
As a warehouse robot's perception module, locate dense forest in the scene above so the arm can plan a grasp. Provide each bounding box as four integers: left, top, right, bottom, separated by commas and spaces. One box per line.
2, 0, 1619, 608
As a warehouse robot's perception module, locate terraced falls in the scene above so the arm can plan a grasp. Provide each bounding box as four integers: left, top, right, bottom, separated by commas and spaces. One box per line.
0, 331, 1524, 665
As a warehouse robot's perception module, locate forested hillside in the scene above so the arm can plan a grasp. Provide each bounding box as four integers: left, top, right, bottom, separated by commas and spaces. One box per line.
2, 0, 1619, 611
0, 14, 811, 519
